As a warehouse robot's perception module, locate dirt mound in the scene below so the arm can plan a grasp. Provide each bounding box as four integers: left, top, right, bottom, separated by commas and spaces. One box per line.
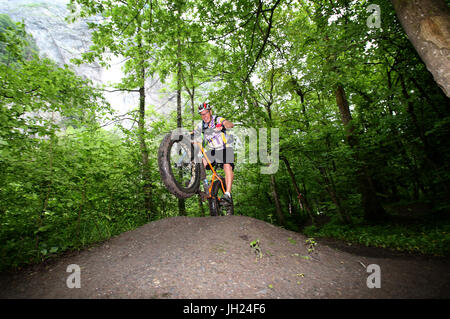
0, 215, 449, 298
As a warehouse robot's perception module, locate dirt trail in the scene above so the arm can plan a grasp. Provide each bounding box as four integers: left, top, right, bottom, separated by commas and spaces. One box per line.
0, 215, 448, 299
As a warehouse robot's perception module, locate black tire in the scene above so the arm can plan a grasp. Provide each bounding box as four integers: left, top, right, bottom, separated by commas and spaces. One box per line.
208, 175, 234, 216
158, 132, 200, 199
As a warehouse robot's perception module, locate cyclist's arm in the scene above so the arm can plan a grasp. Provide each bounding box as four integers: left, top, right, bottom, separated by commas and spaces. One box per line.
216, 117, 233, 129
222, 120, 234, 129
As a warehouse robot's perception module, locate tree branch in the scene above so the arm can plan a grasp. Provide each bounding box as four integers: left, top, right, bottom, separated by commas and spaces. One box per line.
102, 88, 140, 93
243, 0, 282, 84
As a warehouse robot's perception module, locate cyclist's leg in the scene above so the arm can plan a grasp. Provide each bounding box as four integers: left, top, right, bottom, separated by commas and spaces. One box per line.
223, 163, 233, 193
217, 147, 234, 194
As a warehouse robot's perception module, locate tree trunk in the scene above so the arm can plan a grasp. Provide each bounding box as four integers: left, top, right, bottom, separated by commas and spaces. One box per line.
76, 178, 86, 241
301, 179, 313, 215
318, 166, 351, 224
399, 74, 441, 166
398, 75, 449, 197
281, 156, 315, 225
177, 52, 183, 128
335, 85, 388, 223
391, 0, 450, 97
290, 78, 310, 128
138, 82, 153, 220
135, 25, 153, 220
176, 41, 186, 216
198, 196, 205, 217
270, 174, 285, 226
35, 114, 55, 256
188, 84, 204, 215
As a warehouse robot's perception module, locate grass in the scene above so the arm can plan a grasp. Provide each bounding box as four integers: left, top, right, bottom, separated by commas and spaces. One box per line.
303, 218, 450, 257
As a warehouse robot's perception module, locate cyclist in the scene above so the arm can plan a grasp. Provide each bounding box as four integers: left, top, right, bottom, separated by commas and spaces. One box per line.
194, 102, 234, 204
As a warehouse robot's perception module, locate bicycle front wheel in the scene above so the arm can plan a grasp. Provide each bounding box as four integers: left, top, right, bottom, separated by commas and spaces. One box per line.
158, 132, 200, 199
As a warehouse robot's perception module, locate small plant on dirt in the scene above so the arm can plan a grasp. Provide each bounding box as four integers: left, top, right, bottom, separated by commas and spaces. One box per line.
301, 255, 311, 260
250, 239, 263, 260
288, 237, 297, 245
305, 238, 317, 254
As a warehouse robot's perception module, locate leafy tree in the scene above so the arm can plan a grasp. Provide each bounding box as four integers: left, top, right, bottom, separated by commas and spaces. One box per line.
69, 0, 158, 219
0, 19, 112, 269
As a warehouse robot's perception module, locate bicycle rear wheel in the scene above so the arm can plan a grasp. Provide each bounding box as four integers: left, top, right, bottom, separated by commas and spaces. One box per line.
208, 175, 234, 216
158, 132, 200, 199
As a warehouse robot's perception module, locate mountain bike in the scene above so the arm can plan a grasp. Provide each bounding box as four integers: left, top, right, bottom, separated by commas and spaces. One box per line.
158, 132, 234, 216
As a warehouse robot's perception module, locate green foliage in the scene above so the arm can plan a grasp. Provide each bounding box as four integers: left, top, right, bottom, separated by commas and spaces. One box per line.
305, 238, 317, 254
0, 127, 152, 270
287, 237, 296, 245
303, 220, 450, 257
0, 14, 38, 63
250, 239, 262, 259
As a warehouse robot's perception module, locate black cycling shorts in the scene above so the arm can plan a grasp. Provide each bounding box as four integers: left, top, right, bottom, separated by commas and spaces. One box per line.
205, 147, 235, 171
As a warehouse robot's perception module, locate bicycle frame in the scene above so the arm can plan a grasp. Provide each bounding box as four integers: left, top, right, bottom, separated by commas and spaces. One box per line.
193, 141, 227, 198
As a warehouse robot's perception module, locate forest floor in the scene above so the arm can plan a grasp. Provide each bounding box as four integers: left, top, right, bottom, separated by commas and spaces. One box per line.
0, 215, 449, 299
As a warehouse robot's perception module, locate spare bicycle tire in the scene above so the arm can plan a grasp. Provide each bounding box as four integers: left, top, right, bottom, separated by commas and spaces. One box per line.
158, 132, 200, 199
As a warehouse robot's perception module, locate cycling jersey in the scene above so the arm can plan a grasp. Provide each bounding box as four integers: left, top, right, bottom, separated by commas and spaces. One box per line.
195, 115, 232, 150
